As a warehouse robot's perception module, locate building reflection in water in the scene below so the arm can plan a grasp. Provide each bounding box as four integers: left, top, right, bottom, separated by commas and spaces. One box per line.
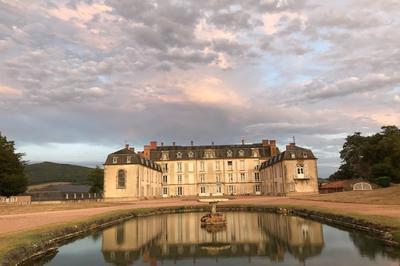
102, 212, 324, 265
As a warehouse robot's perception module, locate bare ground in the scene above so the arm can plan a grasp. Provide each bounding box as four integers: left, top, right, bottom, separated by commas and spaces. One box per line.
1, 196, 400, 235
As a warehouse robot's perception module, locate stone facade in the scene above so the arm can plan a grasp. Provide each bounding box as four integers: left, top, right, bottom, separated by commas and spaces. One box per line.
142, 140, 278, 197
259, 143, 319, 196
103, 141, 319, 199
103, 145, 162, 200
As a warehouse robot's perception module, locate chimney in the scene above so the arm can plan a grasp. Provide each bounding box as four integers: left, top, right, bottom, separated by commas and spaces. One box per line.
150, 141, 157, 149
173, 141, 176, 146
241, 139, 245, 145
191, 140, 193, 146
262, 139, 270, 146
161, 142, 164, 147
286, 143, 296, 150
125, 143, 129, 150
212, 141, 214, 146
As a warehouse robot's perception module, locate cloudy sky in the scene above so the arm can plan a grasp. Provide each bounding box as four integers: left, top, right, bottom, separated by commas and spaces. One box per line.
1, 0, 399, 177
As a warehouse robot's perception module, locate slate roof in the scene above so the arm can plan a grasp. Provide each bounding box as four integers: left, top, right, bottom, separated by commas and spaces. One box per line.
259, 145, 316, 170
149, 143, 276, 161
104, 147, 162, 172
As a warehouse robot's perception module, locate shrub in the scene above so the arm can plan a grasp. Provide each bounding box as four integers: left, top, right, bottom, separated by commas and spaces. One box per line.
372, 176, 391, 188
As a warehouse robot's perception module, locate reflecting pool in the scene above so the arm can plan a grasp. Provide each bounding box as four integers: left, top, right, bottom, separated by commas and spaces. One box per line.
42, 212, 400, 266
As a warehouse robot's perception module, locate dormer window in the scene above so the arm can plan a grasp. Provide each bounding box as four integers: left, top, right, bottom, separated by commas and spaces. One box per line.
291, 153, 295, 159
112, 157, 118, 164
126, 156, 131, 164
188, 151, 194, 158
176, 152, 183, 159
252, 149, 259, 157
161, 151, 169, 160
227, 150, 233, 157
239, 150, 245, 157
303, 152, 308, 158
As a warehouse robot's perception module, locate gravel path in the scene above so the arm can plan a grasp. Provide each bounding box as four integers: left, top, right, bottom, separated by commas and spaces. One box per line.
1, 196, 400, 235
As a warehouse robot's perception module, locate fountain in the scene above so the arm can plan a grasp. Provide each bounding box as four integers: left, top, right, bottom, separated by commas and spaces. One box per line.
200, 201, 226, 232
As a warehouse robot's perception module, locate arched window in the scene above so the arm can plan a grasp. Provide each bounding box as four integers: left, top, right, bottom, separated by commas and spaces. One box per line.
117, 169, 126, 189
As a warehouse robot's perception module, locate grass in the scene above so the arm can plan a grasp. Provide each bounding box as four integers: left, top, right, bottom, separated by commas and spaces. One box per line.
293, 185, 400, 205
0, 201, 131, 215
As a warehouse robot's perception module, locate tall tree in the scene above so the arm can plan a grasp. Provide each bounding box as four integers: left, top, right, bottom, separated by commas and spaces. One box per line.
87, 166, 104, 193
0, 133, 27, 196
330, 126, 400, 183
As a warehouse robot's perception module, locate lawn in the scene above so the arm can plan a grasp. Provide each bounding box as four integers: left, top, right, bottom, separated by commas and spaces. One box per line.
0, 201, 130, 215
293, 185, 400, 205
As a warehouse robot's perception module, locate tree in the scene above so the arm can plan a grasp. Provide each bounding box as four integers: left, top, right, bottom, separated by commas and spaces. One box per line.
87, 166, 104, 193
330, 126, 400, 184
0, 133, 27, 196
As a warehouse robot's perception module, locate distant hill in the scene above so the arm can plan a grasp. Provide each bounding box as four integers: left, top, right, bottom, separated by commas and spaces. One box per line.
25, 162, 94, 185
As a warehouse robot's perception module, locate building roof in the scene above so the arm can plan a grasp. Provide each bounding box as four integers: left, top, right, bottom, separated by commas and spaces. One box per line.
319, 180, 347, 189
319, 179, 372, 190
28, 184, 92, 193
104, 145, 162, 172
149, 142, 277, 161
259, 144, 316, 170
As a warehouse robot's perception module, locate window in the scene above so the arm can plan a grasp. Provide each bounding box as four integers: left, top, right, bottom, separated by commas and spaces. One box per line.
228, 173, 233, 182
176, 152, 183, 159
126, 156, 131, 163
163, 187, 168, 195
227, 150, 233, 157
200, 161, 205, 172
215, 161, 220, 171
162, 163, 168, 173
254, 172, 260, 182
255, 184, 260, 192
297, 165, 304, 174
303, 152, 308, 158
200, 186, 206, 194
177, 186, 183, 196
216, 185, 222, 193
240, 160, 245, 170
228, 185, 234, 194
117, 169, 126, 188
227, 161, 233, 171
112, 157, 118, 164
216, 174, 221, 183
252, 149, 259, 157
291, 153, 295, 159
178, 175, 182, 184
177, 162, 182, 173
162, 175, 168, 184
239, 150, 245, 157
188, 151, 194, 158
200, 174, 205, 183
240, 173, 246, 182
204, 150, 215, 158
161, 151, 169, 160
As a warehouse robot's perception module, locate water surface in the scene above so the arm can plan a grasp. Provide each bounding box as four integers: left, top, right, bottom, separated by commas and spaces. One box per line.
43, 212, 400, 266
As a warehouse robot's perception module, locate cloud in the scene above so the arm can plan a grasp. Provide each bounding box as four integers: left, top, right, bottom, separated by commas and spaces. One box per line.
0, 85, 22, 96
299, 73, 400, 100
1, 0, 400, 178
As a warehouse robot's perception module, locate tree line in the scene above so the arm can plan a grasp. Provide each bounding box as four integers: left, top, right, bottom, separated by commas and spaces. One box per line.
329, 126, 400, 186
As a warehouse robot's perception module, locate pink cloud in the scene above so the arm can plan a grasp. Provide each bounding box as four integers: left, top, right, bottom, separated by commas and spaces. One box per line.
0, 85, 23, 96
